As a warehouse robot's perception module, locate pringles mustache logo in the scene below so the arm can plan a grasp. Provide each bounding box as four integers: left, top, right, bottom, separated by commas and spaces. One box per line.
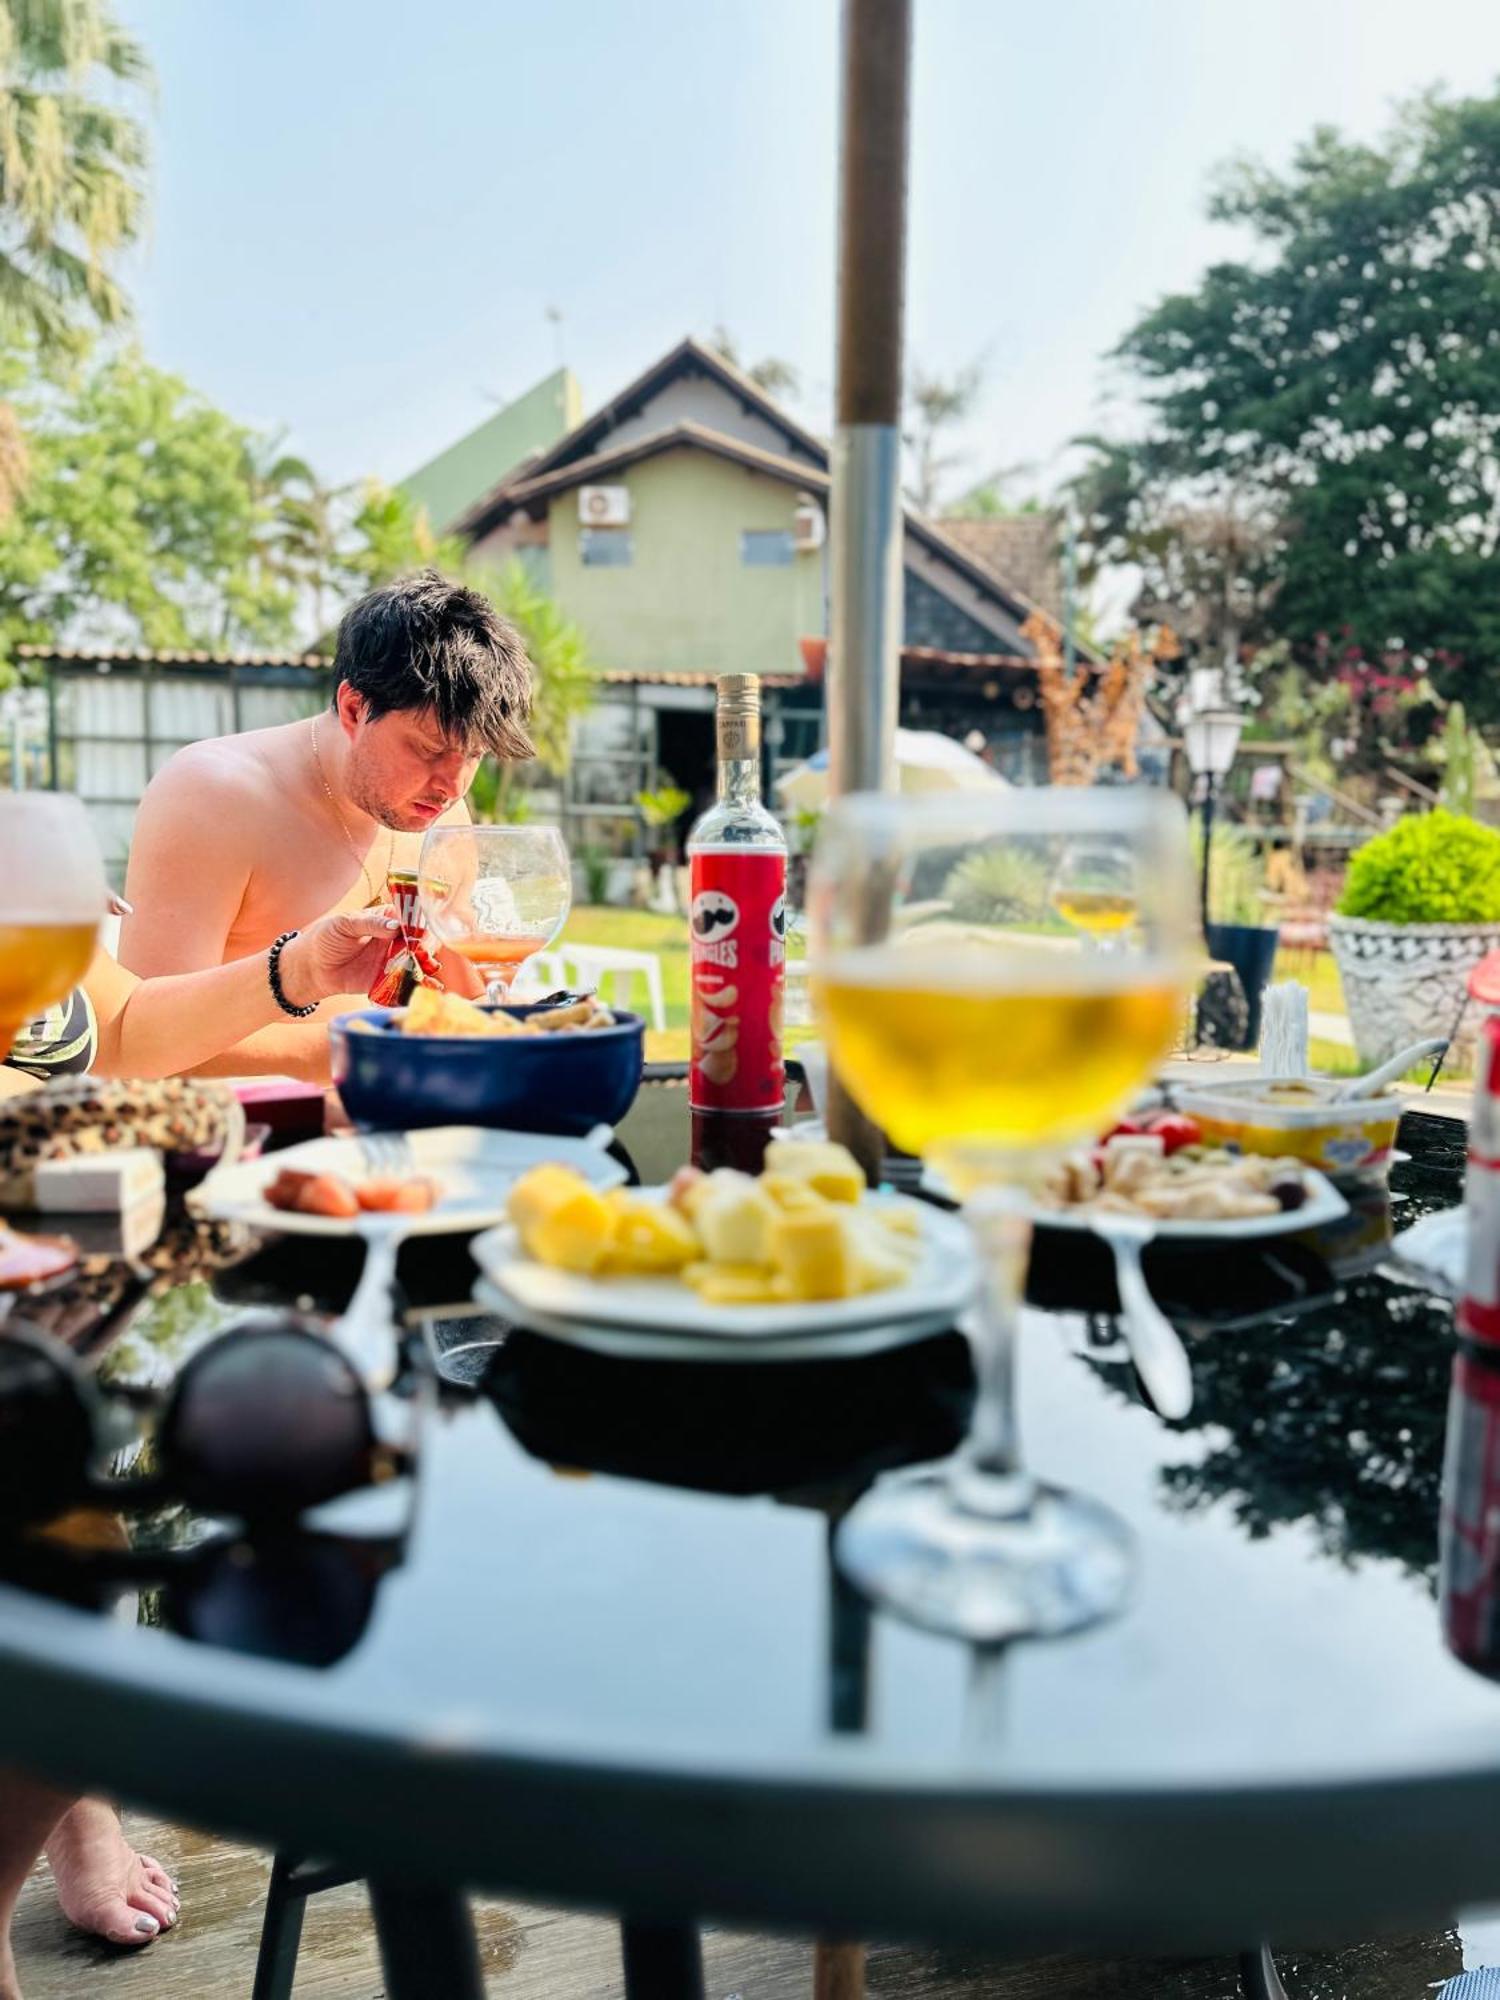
691, 890, 740, 939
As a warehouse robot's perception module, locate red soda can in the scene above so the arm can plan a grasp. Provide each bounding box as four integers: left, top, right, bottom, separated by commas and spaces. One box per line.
368, 869, 441, 1008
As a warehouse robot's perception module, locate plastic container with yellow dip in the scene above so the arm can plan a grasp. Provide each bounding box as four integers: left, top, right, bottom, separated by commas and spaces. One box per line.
1169, 1075, 1402, 1183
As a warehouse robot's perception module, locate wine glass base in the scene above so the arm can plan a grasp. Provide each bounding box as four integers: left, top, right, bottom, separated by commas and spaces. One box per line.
835, 1462, 1134, 1643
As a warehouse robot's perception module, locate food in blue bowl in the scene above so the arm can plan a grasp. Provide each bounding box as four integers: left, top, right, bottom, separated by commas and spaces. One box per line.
330, 992, 645, 1137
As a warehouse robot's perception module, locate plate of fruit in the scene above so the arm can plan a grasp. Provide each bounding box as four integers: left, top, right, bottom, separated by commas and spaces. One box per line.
470, 1139, 979, 1360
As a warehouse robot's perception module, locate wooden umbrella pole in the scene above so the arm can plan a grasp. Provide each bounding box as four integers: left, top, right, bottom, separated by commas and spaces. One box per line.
817, 7, 912, 1992
824, 0, 912, 1182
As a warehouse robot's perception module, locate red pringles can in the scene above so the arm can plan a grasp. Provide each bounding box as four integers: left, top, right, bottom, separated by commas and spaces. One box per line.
368, 869, 441, 1008
688, 846, 786, 1113
686, 673, 787, 1118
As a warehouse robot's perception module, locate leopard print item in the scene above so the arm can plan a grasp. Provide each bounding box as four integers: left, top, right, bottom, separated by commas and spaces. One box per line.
0, 1076, 244, 1182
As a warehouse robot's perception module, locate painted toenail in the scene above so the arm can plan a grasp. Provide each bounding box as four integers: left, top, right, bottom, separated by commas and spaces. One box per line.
135, 1916, 158, 1934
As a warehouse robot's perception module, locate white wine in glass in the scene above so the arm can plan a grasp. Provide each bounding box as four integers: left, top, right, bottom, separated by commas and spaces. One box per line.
809, 787, 1194, 1641
0, 793, 105, 1055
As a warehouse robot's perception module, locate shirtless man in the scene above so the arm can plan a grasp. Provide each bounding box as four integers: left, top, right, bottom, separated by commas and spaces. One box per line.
120, 570, 534, 1074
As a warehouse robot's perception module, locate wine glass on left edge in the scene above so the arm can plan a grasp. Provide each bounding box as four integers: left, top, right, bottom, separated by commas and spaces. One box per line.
0, 793, 105, 1055
417, 824, 572, 1003
808, 785, 1194, 1643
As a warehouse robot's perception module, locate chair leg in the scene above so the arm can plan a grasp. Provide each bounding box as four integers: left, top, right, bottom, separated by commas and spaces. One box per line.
368, 1881, 485, 2000
619, 1919, 705, 2000
1240, 1945, 1290, 1999
814, 1939, 867, 1998
251, 1854, 308, 2000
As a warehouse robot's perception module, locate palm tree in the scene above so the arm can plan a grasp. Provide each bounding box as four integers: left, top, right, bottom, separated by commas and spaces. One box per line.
0, 0, 150, 358
246, 439, 348, 636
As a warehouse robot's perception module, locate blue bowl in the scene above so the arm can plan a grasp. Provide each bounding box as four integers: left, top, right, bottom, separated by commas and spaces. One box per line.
330, 1001, 645, 1137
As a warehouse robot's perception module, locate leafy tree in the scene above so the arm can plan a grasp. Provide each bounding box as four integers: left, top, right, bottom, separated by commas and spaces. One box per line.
0, 346, 296, 669
708, 324, 800, 400
1095, 86, 1500, 717
947, 476, 1043, 520
904, 359, 983, 514
245, 440, 346, 636
0, 0, 150, 358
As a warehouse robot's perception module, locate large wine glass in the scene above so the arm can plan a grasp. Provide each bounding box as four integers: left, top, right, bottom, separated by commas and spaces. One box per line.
417, 825, 571, 1001
809, 787, 1194, 1641
0, 793, 105, 1055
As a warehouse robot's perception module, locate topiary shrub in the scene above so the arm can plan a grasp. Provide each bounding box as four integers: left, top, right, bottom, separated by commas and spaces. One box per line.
1337, 808, 1500, 926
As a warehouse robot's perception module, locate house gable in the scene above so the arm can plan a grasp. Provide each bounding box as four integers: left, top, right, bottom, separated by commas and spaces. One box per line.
403, 368, 582, 533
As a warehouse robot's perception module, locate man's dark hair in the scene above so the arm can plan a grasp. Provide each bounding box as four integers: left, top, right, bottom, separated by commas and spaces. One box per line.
331, 570, 535, 760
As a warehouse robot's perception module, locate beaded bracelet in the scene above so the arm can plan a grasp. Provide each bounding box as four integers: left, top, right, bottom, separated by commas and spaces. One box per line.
267, 931, 316, 1018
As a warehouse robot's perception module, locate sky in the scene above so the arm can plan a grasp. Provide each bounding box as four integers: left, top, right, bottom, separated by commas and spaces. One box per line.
112, 0, 1500, 512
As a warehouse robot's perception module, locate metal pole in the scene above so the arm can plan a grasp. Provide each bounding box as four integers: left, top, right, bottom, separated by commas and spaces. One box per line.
825, 0, 912, 1173
1062, 509, 1077, 682
1200, 775, 1216, 937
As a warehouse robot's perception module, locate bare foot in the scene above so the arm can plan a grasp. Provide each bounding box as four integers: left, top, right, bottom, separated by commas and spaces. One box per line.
43, 1800, 178, 1948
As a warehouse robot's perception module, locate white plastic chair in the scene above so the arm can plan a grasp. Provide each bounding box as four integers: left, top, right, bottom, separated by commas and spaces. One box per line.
558, 945, 666, 1031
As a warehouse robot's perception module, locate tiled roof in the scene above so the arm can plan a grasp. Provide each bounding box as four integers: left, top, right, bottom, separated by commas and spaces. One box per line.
19, 645, 331, 669
496, 421, 825, 510
797, 636, 1088, 678
937, 515, 1064, 621
601, 668, 803, 689
454, 335, 829, 539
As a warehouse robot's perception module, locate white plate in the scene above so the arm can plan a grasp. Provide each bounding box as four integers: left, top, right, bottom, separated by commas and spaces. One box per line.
190, 1126, 627, 1239
472, 1278, 963, 1363
1027, 1167, 1349, 1242
471, 1188, 978, 1343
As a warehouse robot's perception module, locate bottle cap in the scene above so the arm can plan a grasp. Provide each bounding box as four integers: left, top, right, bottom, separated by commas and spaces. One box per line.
716, 675, 761, 760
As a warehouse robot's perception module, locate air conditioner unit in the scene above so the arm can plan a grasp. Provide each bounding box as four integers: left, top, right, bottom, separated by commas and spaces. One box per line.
579, 485, 631, 527
792, 500, 826, 552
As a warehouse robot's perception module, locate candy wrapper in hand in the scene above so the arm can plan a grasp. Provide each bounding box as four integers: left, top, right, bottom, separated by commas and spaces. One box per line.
368, 870, 443, 1007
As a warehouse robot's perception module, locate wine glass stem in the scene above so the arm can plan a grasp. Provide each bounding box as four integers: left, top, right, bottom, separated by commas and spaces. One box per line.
484, 974, 513, 1004
953, 1192, 1036, 1519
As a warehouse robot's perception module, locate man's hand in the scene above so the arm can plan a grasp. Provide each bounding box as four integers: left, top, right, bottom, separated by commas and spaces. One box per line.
277, 910, 401, 1011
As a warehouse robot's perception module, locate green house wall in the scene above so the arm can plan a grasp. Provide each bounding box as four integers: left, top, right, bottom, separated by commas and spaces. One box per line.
545, 449, 825, 680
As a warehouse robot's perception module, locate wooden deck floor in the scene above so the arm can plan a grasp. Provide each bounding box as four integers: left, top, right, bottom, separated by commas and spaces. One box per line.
8, 1813, 1474, 1998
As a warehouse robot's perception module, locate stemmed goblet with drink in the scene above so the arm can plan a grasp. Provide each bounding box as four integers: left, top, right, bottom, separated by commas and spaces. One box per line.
0, 793, 105, 1056
809, 787, 1193, 1641
416, 825, 571, 1003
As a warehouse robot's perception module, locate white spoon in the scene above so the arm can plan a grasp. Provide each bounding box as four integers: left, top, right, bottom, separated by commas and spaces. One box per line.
1328, 1037, 1449, 1102
1091, 1215, 1194, 1421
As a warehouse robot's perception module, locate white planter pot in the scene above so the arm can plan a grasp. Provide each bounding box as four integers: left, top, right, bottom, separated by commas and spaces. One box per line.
1329, 914, 1500, 1069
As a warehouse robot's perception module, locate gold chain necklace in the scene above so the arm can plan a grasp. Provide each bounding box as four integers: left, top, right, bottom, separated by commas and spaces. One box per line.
309, 714, 386, 905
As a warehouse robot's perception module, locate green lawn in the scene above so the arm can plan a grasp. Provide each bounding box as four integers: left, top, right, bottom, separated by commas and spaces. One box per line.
566, 916, 1468, 1083
566, 905, 814, 1063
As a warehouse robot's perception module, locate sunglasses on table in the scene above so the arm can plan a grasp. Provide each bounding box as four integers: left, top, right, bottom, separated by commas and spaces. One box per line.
0, 1314, 419, 1534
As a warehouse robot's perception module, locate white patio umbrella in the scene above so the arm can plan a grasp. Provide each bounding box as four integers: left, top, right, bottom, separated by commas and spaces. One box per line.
775, 727, 1009, 811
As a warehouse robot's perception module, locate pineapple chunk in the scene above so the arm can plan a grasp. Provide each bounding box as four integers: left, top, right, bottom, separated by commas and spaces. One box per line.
760, 1172, 829, 1214
768, 1207, 859, 1301
694, 1175, 777, 1266
762, 1139, 866, 1204
601, 1192, 700, 1274
684, 1263, 782, 1306
507, 1164, 612, 1274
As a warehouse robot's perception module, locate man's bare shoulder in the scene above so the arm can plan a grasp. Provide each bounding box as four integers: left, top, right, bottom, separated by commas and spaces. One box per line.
138, 723, 302, 816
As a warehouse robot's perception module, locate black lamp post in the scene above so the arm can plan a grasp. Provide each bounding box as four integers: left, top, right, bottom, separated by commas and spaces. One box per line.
1184, 703, 1244, 934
